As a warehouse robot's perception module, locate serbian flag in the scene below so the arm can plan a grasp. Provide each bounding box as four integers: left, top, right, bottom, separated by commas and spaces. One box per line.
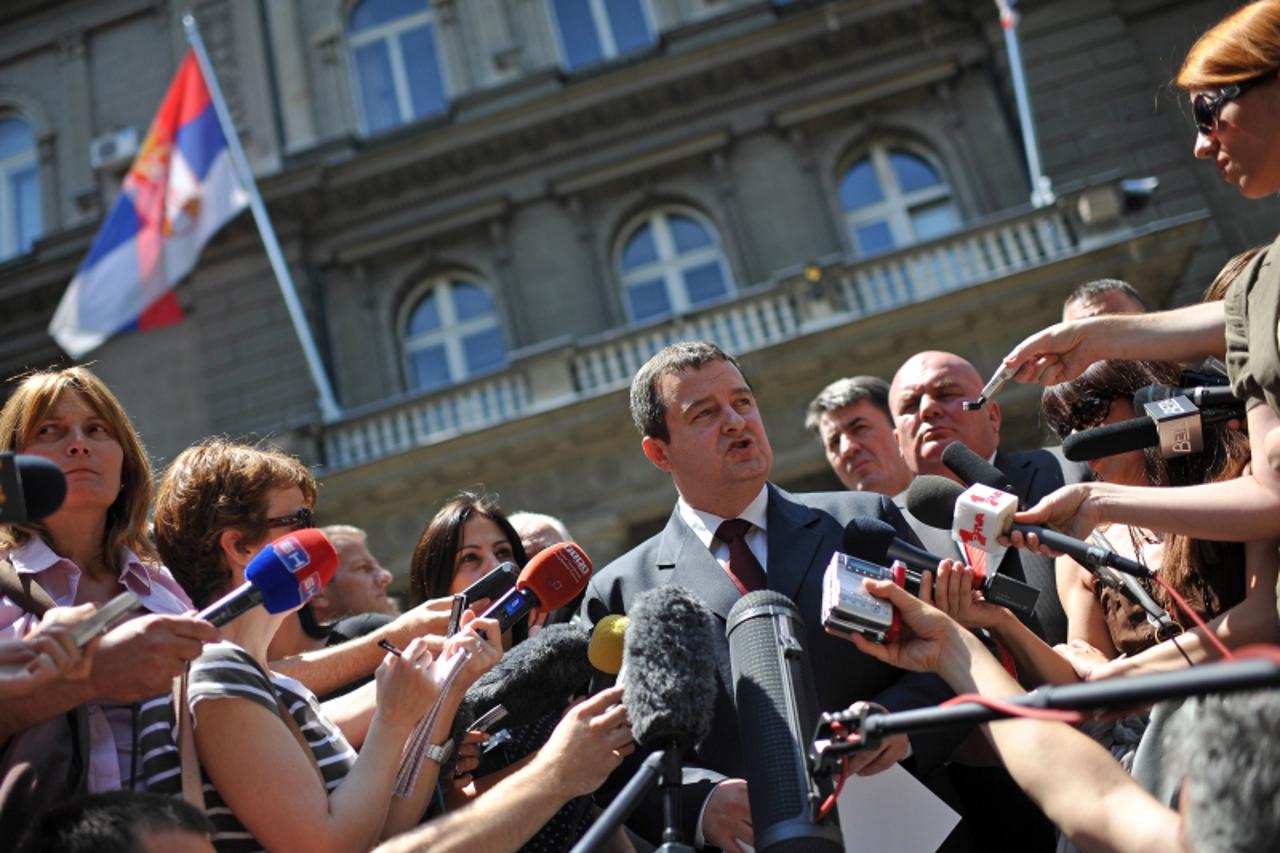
49, 51, 248, 357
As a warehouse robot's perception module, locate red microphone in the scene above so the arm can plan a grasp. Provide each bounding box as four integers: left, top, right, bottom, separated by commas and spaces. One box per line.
480, 541, 593, 632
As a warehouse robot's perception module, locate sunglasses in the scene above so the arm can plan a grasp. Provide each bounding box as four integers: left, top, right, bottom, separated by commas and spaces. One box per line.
1192, 75, 1270, 136
265, 507, 314, 531
1053, 395, 1113, 441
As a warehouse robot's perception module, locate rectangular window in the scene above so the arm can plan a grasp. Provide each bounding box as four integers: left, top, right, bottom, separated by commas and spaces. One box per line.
354, 41, 401, 133
400, 24, 448, 119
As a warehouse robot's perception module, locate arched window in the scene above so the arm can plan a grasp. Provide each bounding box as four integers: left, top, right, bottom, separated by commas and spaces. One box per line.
838, 144, 959, 257
0, 117, 41, 261
348, 0, 448, 134
549, 0, 655, 71
617, 208, 734, 324
403, 278, 507, 393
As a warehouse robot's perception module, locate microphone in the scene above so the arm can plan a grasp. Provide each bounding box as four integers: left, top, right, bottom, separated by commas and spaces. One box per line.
459, 621, 594, 731
726, 591, 842, 853
588, 614, 629, 688
941, 442, 1013, 493
479, 542, 592, 633
841, 518, 1039, 618
0, 453, 67, 523
1062, 385, 1243, 463
458, 561, 518, 607
625, 585, 717, 846
906, 476, 1153, 579
825, 651, 1280, 747
197, 529, 339, 627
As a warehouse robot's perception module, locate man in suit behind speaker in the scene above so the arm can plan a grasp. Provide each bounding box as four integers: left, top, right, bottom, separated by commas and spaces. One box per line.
888, 350, 1090, 647
581, 341, 955, 852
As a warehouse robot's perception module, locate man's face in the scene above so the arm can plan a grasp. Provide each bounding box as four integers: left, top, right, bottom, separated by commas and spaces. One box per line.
890, 352, 1001, 479
817, 400, 913, 496
318, 538, 393, 618
642, 360, 772, 514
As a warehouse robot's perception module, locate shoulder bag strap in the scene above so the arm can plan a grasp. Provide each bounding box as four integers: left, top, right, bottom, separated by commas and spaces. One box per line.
174, 670, 205, 810
0, 557, 55, 617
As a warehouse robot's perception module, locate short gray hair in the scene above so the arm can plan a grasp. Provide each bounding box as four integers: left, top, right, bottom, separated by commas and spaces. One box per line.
1169, 689, 1280, 852
1064, 279, 1147, 312
321, 524, 367, 546
508, 511, 571, 542
629, 341, 747, 441
804, 376, 894, 435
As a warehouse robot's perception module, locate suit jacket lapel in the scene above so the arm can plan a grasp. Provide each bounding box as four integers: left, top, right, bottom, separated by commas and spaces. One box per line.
764, 485, 824, 602
658, 507, 743, 620
996, 450, 1036, 507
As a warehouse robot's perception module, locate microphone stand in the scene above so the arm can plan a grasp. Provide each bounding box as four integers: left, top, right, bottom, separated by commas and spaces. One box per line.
571, 752, 661, 853
656, 744, 695, 853
570, 742, 696, 853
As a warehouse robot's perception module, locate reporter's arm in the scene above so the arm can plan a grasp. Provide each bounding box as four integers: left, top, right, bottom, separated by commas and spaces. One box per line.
0, 612, 216, 740
375, 686, 635, 853
272, 598, 453, 696
1089, 537, 1280, 681
850, 581, 1184, 853
1005, 302, 1226, 387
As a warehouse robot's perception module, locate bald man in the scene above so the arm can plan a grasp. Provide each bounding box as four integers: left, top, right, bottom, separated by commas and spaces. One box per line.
888, 350, 1087, 645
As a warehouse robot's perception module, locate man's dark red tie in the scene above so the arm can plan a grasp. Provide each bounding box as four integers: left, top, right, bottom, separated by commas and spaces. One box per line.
715, 518, 766, 593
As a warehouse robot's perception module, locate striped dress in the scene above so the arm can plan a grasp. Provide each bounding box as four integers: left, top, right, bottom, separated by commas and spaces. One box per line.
139, 641, 358, 851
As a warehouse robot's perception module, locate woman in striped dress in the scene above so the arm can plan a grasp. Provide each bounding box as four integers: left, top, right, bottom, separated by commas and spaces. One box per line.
147, 439, 501, 852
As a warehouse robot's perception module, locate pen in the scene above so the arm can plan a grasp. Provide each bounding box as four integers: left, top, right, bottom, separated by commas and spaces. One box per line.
378, 639, 403, 657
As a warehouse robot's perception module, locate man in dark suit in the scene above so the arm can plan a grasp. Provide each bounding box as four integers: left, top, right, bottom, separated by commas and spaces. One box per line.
887, 350, 1089, 853
888, 350, 1089, 646
582, 341, 954, 852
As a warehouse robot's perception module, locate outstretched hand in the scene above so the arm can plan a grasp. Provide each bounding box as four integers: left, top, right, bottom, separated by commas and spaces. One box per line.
833, 574, 968, 676
1003, 320, 1101, 388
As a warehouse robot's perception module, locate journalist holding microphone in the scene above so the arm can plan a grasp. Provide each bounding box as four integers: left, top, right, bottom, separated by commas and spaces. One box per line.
1001, 0, 1280, 545
0, 367, 219, 819
145, 440, 501, 851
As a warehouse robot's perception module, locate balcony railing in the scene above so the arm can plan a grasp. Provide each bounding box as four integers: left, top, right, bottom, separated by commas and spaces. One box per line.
312, 180, 1133, 473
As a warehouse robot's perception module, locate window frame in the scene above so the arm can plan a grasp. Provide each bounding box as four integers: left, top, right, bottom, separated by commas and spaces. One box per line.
346, 0, 451, 134
838, 143, 958, 257
614, 206, 736, 325
400, 275, 508, 394
0, 115, 40, 261
548, 0, 657, 71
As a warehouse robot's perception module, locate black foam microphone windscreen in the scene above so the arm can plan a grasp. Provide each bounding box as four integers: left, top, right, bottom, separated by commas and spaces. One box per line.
1062, 418, 1159, 462
906, 474, 967, 530
0, 453, 67, 523
726, 591, 842, 853
459, 621, 593, 731
941, 441, 1012, 492
622, 585, 716, 751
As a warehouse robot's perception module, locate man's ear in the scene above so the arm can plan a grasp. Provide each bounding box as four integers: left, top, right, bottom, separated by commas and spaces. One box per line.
986, 399, 1002, 436
642, 436, 673, 473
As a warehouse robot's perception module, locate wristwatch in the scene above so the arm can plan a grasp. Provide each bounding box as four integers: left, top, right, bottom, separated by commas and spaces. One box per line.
423, 740, 454, 765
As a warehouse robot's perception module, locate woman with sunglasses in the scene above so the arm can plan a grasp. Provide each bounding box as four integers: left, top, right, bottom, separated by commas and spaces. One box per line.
996, 2, 1280, 547
148, 440, 500, 851
0, 367, 220, 796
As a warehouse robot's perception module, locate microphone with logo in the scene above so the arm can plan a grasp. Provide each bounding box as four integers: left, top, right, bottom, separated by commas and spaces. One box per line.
0, 453, 67, 523
478, 542, 593, 634
197, 529, 339, 627
906, 475, 1152, 580
841, 517, 1039, 619
572, 586, 716, 853
1062, 383, 1243, 463
726, 590, 842, 853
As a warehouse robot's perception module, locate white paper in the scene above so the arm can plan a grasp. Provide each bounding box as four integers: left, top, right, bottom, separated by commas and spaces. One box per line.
835, 763, 960, 853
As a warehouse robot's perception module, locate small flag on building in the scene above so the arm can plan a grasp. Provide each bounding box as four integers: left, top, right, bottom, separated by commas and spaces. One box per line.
49, 50, 249, 358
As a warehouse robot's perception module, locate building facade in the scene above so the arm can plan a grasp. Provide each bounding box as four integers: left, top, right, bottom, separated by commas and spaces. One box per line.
2, 0, 1275, 582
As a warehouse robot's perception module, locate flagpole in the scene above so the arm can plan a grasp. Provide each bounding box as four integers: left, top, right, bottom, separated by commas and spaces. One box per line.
995, 0, 1054, 208
182, 13, 342, 423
